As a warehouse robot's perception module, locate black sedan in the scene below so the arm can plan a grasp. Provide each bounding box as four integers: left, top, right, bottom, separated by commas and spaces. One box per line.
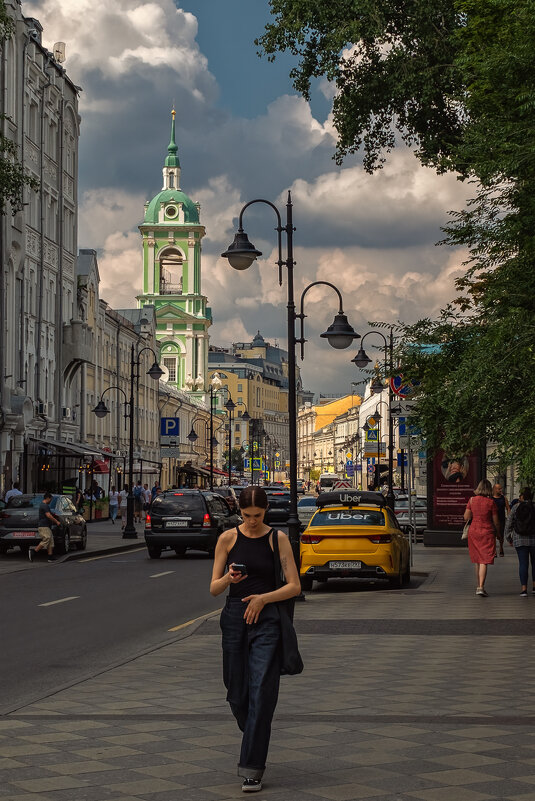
0, 494, 87, 555
264, 486, 291, 525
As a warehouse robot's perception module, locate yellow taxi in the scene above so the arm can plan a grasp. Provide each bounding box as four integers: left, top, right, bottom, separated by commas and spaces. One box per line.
299, 490, 410, 590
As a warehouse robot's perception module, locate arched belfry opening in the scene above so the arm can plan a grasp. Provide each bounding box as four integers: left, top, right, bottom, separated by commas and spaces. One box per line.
159, 249, 183, 295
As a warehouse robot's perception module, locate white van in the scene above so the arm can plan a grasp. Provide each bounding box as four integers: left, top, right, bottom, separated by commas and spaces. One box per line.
318, 473, 340, 492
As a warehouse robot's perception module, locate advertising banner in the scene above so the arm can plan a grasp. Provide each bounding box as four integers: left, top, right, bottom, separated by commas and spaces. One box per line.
431, 450, 482, 530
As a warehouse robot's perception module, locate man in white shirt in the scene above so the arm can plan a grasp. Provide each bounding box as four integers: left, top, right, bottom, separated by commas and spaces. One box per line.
5, 482, 22, 503
143, 483, 152, 520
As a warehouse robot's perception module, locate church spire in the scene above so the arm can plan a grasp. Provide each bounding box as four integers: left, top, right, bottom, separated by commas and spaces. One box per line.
162, 108, 181, 189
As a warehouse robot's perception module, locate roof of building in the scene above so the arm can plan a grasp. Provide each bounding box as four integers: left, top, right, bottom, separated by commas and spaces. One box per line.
252, 330, 266, 347
143, 109, 198, 225
143, 189, 199, 225
115, 307, 156, 327
165, 109, 180, 168
77, 249, 99, 282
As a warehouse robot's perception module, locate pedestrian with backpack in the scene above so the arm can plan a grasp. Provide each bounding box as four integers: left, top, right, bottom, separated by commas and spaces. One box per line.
505, 487, 535, 597
133, 481, 144, 524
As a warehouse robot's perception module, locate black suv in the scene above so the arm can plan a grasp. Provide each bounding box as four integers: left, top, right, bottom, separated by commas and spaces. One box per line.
144, 490, 242, 559
264, 486, 291, 525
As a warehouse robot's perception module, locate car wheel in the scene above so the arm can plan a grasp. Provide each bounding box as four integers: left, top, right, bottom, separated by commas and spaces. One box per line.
402, 559, 411, 586
76, 528, 87, 551
147, 545, 161, 559
19, 544, 30, 554
300, 575, 313, 591
174, 546, 186, 557
0, 543, 8, 554
58, 532, 70, 555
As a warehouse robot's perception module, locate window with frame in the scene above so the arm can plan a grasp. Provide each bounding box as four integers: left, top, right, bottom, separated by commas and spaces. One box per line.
163, 357, 177, 382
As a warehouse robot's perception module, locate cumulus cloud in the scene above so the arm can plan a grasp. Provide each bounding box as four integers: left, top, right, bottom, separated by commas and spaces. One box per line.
23, 0, 472, 393
24, 0, 215, 98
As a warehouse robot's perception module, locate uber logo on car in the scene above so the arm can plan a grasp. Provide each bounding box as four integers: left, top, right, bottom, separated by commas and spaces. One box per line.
327, 512, 366, 520
340, 494, 361, 504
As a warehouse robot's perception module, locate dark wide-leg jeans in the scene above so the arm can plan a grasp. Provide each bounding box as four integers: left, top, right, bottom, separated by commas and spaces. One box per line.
220, 596, 281, 780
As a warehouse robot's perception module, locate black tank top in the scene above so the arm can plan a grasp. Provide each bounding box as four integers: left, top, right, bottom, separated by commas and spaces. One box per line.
227, 527, 276, 597
493, 495, 506, 522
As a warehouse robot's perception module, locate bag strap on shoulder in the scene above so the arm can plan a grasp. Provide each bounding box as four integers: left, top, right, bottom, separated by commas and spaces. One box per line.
271, 529, 284, 589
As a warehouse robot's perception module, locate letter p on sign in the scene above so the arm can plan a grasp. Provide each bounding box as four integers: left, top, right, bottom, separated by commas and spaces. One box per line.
161, 417, 180, 437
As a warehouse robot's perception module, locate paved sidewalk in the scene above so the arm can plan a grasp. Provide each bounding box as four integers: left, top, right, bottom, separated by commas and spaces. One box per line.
3, 545, 535, 800
0, 519, 144, 575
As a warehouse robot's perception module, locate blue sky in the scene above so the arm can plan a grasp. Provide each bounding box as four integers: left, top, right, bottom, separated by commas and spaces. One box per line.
179, 1, 306, 117
25, 0, 470, 394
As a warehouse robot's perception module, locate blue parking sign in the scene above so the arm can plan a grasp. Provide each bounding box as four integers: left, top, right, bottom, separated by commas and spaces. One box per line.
160, 417, 180, 437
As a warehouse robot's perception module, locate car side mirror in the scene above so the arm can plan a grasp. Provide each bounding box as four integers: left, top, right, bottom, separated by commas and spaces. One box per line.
400, 524, 412, 537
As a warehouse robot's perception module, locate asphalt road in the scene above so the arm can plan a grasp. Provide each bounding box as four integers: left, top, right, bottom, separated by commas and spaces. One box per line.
2, 548, 223, 714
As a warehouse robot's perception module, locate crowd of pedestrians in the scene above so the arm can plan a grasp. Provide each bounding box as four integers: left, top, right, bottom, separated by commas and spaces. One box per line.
465, 481, 535, 597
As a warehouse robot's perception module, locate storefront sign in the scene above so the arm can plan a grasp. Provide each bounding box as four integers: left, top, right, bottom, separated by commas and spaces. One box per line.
431, 449, 482, 530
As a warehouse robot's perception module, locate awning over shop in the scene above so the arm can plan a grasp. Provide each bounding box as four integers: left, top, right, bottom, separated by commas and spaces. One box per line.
29, 438, 103, 458
92, 459, 110, 474
132, 462, 161, 474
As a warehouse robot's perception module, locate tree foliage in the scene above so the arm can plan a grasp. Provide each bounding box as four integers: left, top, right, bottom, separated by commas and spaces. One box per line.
0, 1, 38, 212
258, 0, 465, 170
259, 0, 535, 480
223, 448, 245, 473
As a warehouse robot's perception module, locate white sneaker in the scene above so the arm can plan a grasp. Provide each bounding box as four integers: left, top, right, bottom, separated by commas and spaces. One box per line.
242, 778, 262, 793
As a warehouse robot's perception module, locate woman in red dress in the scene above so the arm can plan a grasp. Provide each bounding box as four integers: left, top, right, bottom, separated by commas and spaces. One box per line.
464, 479, 499, 596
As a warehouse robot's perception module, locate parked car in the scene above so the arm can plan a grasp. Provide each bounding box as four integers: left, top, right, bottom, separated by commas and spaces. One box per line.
394, 496, 427, 535
297, 495, 317, 530
0, 494, 87, 555
296, 478, 307, 494
300, 490, 410, 590
264, 486, 291, 525
144, 489, 242, 558
213, 486, 239, 513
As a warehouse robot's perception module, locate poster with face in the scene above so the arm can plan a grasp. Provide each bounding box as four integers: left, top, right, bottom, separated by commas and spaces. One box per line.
431, 450, 481, 530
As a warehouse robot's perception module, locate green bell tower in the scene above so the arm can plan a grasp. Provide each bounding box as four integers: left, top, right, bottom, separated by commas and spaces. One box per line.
137, 110, 211, 397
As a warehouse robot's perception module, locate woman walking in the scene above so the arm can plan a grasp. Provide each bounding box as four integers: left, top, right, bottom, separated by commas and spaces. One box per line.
505, 487, 535, 597
210, 486, 300, 793
109, 485, 120, 525
464, 479, 499, 596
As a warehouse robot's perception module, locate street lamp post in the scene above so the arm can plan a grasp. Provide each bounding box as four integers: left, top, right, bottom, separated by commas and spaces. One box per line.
222, 393, 250, 487
187, 418, 220, 488
209, 373, 222, 490
222, 192, 359, 574
93, 344, 163, 538
352, 327, 395, 510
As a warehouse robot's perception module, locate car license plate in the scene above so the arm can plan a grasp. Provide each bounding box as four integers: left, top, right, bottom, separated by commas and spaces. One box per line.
164, 520, 188, 527
329, 560, 362, 569
11, 531, 37, 537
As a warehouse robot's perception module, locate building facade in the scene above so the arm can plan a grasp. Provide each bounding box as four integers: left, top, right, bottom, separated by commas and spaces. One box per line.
208, 331, 310, 475
297, 394, 361, 478
0, 3, 92, 493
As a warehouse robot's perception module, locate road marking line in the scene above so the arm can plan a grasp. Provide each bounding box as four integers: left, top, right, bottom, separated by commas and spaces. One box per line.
150, 571, 174, 578
79, 547, 145, 562
168, 609, 221, 632
39, 596, 79, 607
